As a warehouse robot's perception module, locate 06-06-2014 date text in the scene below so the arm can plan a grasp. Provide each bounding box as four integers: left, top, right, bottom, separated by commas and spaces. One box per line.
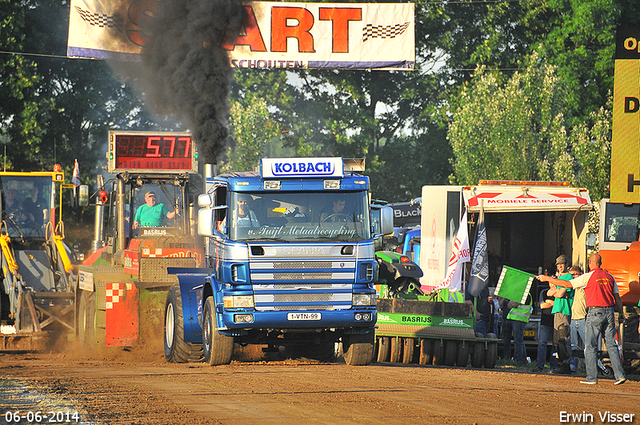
4, 411, 80, 423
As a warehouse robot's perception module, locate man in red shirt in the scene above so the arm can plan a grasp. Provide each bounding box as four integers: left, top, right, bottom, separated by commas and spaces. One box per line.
537, 253, 626, 385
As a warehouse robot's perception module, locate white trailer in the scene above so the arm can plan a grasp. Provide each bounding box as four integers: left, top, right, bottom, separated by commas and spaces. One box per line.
420, 181, 592, 294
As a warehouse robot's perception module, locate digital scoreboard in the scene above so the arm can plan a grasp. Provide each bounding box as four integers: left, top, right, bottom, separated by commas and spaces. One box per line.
107, 131, 197, 174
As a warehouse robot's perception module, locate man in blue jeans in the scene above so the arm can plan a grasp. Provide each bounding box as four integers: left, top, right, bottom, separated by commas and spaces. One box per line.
538, 253, 626, 385
536, 287, 558, 372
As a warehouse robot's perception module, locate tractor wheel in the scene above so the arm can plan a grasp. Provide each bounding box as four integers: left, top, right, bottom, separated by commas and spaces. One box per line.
390, 337, 402, 363
456, 340, 470, 367
164, 284, 204, 363
343, 331, 375, 366
471, 341, 485, 368
444, 340, 458, 366
402, 338, 415, 364
432, 340, 445, 365
484, 334, 498, 369
202, 296, 233, 365
78, 290, 96, 346
419, 339, 434, 365
376, 337, 391, 363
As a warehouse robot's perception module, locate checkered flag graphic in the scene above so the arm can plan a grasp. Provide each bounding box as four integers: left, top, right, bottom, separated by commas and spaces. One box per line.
362, 22, 410, 42
75, 6, 122, 30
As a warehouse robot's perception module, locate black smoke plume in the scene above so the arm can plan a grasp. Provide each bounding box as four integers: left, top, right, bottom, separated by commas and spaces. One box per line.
139, 0, 246, 164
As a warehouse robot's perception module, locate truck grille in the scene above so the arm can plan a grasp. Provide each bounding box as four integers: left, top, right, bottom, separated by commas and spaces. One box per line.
273, 272, 332, 280
273, 261, 332, 269
248, 244, 361, 312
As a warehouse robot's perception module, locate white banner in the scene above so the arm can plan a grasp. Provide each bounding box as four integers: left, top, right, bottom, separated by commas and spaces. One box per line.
67, 1, 415, 70
434, 211, 470, 293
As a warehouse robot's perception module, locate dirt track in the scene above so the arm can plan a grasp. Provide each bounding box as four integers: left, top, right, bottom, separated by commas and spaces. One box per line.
1, 344, 639, 425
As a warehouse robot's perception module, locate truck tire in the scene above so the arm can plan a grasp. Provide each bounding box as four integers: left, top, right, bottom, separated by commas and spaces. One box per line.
402, 338, 415, 364
484, 334, 498, 369
471, 341, 485, 368
78, 290, 96, 346
202, 297, 234, 365
164, 284, 204, 363
456, 340, 470, 367
390, 337, 402, 363
343, 331, 375, 366
444, 340, 457, 366
376, 337, 391, 363
419, 339, 434, 365
432, 340, 445, 365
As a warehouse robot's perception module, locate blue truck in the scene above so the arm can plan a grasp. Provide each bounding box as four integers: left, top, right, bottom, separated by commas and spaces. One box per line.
163, 157, 393, 366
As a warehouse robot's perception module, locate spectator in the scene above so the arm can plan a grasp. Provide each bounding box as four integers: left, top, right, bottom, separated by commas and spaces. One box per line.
569, 265, 586, 373
501, 293, 532, 364
536, 286, 558, 372
538, 253, 626, 385
547, 254, 574, 374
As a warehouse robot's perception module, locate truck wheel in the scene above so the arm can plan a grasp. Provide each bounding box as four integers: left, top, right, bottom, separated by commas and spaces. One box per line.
78, 290, 96, 346
456, 340, 470, 367
402, 338, 415, 363
164, 284, 204, 363
471, 341, 485, 368
419, 339, 434, 365
432, 340, 445, 365
202, 297, 234, 365
484, 334, 498, 369
444, 340, 457, 366
376, 337, 391, 363
343, 331, 375, 366
390, 337, 402, 363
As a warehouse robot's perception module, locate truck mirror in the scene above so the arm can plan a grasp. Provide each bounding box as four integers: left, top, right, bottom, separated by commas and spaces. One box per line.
586, 232, 596, 250
78, 185, 90, 207
379, 206, 394, 236
197, 208, 215, 237
198, 193, 212, 208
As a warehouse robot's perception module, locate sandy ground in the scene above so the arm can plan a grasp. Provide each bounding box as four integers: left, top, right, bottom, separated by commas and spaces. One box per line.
1, 343, 639, 425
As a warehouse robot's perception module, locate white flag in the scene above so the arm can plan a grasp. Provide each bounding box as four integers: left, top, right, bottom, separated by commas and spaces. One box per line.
72, 159, 81, 187
435, 211, 470, 293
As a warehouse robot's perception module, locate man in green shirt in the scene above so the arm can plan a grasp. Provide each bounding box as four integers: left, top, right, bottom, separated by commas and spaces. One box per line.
133, 191, 178, 228
548, 254, 574, 374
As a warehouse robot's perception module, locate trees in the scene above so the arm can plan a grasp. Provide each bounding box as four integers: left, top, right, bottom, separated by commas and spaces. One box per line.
448, 52, 612, 200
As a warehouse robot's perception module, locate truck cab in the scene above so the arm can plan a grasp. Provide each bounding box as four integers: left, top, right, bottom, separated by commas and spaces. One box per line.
165, 158, 393, 366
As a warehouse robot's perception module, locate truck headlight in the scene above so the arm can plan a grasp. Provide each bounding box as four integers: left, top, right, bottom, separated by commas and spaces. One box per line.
353, 294, 376, 306
223, 295, 254, 308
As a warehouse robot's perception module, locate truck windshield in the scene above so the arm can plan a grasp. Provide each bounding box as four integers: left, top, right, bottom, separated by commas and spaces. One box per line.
229, 191, 370, 242
0, 175, 53, 238
603, 202, 640, 243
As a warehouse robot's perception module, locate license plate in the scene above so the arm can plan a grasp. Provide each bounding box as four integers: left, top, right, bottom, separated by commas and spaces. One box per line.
524, 330, 535, 337
287, 312, 321, 321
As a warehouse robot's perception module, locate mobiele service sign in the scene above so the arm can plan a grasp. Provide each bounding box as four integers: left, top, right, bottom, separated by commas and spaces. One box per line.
67, 1, 415, 70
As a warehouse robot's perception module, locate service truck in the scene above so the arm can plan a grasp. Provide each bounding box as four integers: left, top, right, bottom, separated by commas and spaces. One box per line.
164, 157, 393, 366
0, 168, 76, 350
77, 131, 204, 350
373, 181, 592, 368
594, 198, 640, 372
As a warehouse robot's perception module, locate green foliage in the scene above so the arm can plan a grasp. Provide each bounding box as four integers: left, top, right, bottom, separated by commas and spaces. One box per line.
220, 97, 280, 172
449, 53, 569, 184
448, 52, 612, 201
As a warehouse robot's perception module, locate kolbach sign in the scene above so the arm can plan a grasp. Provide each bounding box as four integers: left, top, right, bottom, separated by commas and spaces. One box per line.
611, 26, 640, 203
261, 157, 344, 178
67, 1, 415, 70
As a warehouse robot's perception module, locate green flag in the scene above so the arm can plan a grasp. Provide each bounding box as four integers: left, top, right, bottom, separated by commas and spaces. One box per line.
495, 266, 534, 305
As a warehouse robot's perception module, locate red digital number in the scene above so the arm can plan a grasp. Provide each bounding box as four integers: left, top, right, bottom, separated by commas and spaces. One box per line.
176, 137, 190, 158
161, 137, 176, 157
146, 136, 161, 157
